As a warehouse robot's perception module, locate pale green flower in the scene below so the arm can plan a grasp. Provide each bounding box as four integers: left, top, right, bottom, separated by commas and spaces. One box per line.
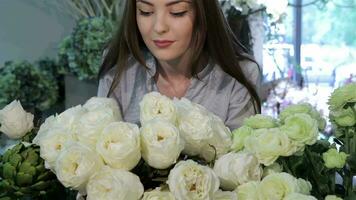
231, 126, 253, 151
245, 128, 296, 166
283, 193, 317, 200
262, 162, 283, 178
322, 149, 348, 169
243, 114, 278, 129
258, 173, 299, 200
330, 107, 356, 127
296, 178, 312, 195
324, 195, 343, 200
279, 103, 326, 131
235, 181, 260, 200
328, 83, 356, 111
280, 113, 319, 146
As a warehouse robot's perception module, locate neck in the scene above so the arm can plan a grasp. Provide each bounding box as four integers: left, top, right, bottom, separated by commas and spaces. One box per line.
156, 55, 191, 82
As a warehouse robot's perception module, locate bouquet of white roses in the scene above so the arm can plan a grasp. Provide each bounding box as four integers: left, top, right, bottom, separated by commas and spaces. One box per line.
1, 87, 354, 200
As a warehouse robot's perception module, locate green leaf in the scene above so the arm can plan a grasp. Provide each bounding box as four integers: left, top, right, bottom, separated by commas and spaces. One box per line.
16, 172, 32, 186
18, 162, 36, 177
2, 163, 16, 180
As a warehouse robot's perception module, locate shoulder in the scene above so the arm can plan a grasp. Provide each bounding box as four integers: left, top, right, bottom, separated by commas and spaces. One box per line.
100, 56, 145, 83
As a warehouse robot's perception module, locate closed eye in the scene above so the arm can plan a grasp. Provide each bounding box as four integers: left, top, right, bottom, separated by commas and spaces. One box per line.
139, 9, 153, 16
171, 11, 188, 17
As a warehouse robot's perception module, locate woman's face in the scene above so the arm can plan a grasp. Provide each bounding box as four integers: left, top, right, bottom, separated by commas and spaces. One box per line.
136, 0, 195, 62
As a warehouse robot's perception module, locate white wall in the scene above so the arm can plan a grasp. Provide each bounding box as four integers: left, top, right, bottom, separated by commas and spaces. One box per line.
0, 0, 76, 64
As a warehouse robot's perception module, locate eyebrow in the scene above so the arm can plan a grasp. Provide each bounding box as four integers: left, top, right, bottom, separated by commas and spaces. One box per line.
136, 0, 192, 6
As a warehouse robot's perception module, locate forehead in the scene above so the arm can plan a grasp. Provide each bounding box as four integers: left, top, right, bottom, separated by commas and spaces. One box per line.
136, 0, 192, 6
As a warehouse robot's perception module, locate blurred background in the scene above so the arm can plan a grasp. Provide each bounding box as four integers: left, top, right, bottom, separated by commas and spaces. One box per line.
0, 0, 355, 135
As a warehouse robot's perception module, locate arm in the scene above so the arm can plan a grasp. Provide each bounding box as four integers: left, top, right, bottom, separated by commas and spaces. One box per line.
225, 61, 261, 130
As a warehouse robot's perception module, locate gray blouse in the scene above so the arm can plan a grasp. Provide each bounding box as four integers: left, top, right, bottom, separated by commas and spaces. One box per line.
97, 54, 261, 131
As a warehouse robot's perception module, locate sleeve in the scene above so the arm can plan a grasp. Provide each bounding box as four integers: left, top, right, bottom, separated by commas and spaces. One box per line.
225, 80, 257, 131
97, 76, 111, 97
224, 60, 261, 131
97, 71, 124, 117
240, 60, 262, 99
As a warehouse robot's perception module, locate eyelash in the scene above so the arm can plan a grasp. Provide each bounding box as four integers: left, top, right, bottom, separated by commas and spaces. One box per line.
139, 10, 188, 17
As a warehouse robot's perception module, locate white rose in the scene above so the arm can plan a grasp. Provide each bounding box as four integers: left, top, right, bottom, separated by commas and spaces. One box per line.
86, 166, 144, 200
235, 181, 260, 200
214, 152, 262, 190
76, 107, 119, 148
214, 190, 238, 200
167, 160, 219, 200
174, 98, 213, 156
0, 100, 34, 139
140, 118, 184, 169
83, 97, 122, 120
284, 193, 317, 200
245, 128, 296, 166
142, 187, 175, 200
258, 172, 299, 200
33, 105, 86, 143
36, 127, 75, 170
139, 92, 177, 125
201, 115, 232, 162
55, 142, 104, 192
96, 121, 141, 170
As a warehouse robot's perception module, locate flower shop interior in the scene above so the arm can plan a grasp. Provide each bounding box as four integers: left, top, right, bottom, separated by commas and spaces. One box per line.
0, 0, 355, 200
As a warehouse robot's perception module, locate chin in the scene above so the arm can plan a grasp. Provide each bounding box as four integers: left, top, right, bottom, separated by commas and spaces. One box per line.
150, 50, 182, 62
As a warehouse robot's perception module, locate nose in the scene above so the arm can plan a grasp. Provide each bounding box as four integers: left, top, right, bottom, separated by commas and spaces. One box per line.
153, 13, 169, 34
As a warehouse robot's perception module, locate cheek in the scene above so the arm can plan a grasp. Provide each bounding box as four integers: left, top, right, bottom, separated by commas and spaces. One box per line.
136, 17, 151, 39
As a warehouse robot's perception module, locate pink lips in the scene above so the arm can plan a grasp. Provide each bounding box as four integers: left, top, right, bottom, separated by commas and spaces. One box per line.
153, 40, 174, 48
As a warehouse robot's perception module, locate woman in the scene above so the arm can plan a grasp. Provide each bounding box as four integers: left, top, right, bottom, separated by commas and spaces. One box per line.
97, 0, 261, 130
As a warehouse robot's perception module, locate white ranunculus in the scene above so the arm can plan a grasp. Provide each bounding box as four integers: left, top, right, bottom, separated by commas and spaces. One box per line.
76, 107, 119, 148
36, 127, 75, 170
167, 160, 220, 200
213, 152, 262, 190
55, 142, 104, 192
96, 121, 141, 170
33, 105, 86, 143
201, 115, 232, 162
214, 189, 238, 200
245, 128, 296, 166
174, 98, 214, 156
83, 97, 122, 120
0, 100, 34, 139
142, 187, 175, 200
235, 181, 260, 200
86, 166, 144, 200
258, 172, 299, 200
140, 118, 184, 169
139, 92, 177, 125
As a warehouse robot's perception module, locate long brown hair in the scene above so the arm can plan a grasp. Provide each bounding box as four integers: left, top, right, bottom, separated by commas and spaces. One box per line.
99, 0, 261, 113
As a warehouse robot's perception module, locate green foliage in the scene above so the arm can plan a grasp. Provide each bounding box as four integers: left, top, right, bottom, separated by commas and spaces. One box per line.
58, 17, 114, 80
0, 143, 64, 199
279, 140, 339, 199
0, 60, 58, 111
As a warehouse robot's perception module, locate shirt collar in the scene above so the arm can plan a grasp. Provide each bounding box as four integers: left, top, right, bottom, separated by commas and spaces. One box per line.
144, 52, 215, 84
